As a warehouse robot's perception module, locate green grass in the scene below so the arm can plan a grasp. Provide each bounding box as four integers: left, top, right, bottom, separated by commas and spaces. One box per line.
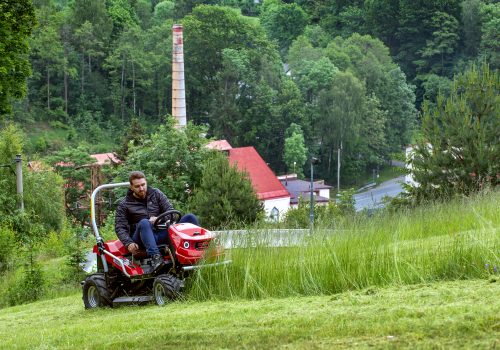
343, 164, 405, 191
188, 190, 499, 300
375, 165, 405, 184
0, 279, 498, 349
24, 121, 120, 155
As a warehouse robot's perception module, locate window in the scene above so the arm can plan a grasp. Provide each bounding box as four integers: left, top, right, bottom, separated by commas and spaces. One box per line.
270, 207, 279, 221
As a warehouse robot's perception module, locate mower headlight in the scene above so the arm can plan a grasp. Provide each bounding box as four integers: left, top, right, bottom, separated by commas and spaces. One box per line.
183, 241, 190, 249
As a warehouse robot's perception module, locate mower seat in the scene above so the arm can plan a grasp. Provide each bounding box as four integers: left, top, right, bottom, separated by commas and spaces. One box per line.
104, 240, 128, 256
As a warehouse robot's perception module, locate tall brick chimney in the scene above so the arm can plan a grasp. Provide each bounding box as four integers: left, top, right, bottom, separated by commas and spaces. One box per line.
172, 24, 186, 127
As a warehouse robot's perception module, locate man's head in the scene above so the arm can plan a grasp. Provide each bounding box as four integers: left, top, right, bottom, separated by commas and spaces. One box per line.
129, 171, 147, 199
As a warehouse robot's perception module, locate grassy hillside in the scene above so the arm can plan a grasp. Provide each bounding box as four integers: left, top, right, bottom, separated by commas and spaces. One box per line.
0, 279, 498, 349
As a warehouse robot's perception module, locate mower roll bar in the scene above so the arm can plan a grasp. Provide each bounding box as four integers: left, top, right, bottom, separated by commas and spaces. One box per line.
91, 182, 129, 242
91, 182, 129, 273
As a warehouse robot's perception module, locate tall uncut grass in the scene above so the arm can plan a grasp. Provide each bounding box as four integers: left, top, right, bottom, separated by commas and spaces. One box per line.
188, 190, 499, 300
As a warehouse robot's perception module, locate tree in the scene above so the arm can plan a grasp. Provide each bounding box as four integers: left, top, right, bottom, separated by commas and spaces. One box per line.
210, 48, 254, 143
106, 0, 139, 38
283, 124, 308, 177
143, 20, 173, 119
337, 5, 367, 38
104, 25, 153, 120
0, 123, 65, 232
419, 73, 452, 106
30, 14, 67, 115
260, 0, 308, 55
365, 0, 400, 53
189, 152, 263, 229
0, 123, 24, 213
479, 3, 500, 70
336, 34, 416, 152
365, 0, 462, 80
461, 0, 482, 58
0, 0, 36, 117
358, 94, 387, 167
48, 146, 94, 226
74, 21, 105, 96
316, 71, 366, 180
153, 1, 175, 26
409, 63, 499, 201
183, 5, 277, 122
119, 117, 145, 159
120, 118, 209, 210
70, 0, 112, 43
380, 67, 416, 152
417, 11, 460, 75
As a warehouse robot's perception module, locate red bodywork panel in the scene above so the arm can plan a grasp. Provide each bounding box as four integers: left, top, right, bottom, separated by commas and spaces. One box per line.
169, 223, 220, 265
93, 240, 145, 276
93, 223, 222, 276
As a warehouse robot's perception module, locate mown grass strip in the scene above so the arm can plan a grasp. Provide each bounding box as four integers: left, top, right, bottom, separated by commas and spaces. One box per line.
0, 279, 498, 349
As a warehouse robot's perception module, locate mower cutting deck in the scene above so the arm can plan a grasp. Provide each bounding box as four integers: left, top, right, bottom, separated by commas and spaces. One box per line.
82, 182, 230, 309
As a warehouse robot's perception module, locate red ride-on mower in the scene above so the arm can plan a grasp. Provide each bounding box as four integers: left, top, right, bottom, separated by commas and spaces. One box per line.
82, 182, 229, 308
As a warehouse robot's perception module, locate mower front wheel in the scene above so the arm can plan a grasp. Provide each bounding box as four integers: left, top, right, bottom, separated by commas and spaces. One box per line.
83, 273, 111, 309
153, 274, 183, 306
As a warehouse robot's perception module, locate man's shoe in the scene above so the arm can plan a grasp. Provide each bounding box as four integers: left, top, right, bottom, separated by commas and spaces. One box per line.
150, 254, 164, 273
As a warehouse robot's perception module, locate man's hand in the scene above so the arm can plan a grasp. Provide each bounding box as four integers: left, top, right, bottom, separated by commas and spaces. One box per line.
127, 243, 139, 254
149, 216, 157, 224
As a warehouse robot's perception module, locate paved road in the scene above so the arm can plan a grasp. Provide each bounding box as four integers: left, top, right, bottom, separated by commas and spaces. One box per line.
353, 175, 406, 211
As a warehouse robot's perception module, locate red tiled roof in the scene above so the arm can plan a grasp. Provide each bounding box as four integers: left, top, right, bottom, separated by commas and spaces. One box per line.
90, 153, 122, 166
206, 139, 233, 151
27, 160, 50, 172
228, 147, 290, 200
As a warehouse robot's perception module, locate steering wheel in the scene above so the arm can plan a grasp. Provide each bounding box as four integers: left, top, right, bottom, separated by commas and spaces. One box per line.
153, 209, 182, 230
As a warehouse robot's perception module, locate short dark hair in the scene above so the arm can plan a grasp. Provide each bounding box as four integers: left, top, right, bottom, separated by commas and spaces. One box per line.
129, 171, 146, 184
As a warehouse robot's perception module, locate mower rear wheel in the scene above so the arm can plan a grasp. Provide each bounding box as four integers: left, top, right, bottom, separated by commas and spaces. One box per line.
153, 274, 183, 306
83, 273, 111, 309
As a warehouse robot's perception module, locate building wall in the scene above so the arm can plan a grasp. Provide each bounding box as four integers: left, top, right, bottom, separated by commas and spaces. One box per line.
405, 146, 418, 186
318, 189, 330, 199
262, 197, 290, 221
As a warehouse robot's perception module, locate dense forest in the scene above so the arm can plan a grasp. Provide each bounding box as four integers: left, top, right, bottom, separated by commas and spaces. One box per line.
2, 0, 499, 183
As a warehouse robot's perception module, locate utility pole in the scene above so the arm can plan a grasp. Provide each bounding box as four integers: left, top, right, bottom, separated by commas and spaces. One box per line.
337, 141, 342, 193
309, 157, 319, 234
15, 154, 24, 211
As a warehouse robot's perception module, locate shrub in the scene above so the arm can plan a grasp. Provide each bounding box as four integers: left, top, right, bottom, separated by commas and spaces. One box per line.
0, 225, 16, 272
190, 152, 264, 229
64, 227, 89, 283
6, 249, 45, 306
41, 225, 74, 259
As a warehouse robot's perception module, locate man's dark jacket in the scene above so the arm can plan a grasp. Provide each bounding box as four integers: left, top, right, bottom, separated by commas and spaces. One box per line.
115, 187, 173, 247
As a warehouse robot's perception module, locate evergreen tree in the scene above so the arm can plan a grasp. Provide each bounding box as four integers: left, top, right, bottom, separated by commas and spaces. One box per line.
190, 152, 263, 229
119, 117, 145, 159
417, 11, 460, 76
409, 63, 499, 201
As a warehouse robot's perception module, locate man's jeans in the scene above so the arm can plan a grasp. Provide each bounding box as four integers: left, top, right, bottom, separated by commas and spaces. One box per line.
132, 214, 199, 256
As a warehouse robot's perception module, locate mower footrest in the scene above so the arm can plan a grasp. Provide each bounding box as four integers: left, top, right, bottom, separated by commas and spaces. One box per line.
112, 295, 154, 307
